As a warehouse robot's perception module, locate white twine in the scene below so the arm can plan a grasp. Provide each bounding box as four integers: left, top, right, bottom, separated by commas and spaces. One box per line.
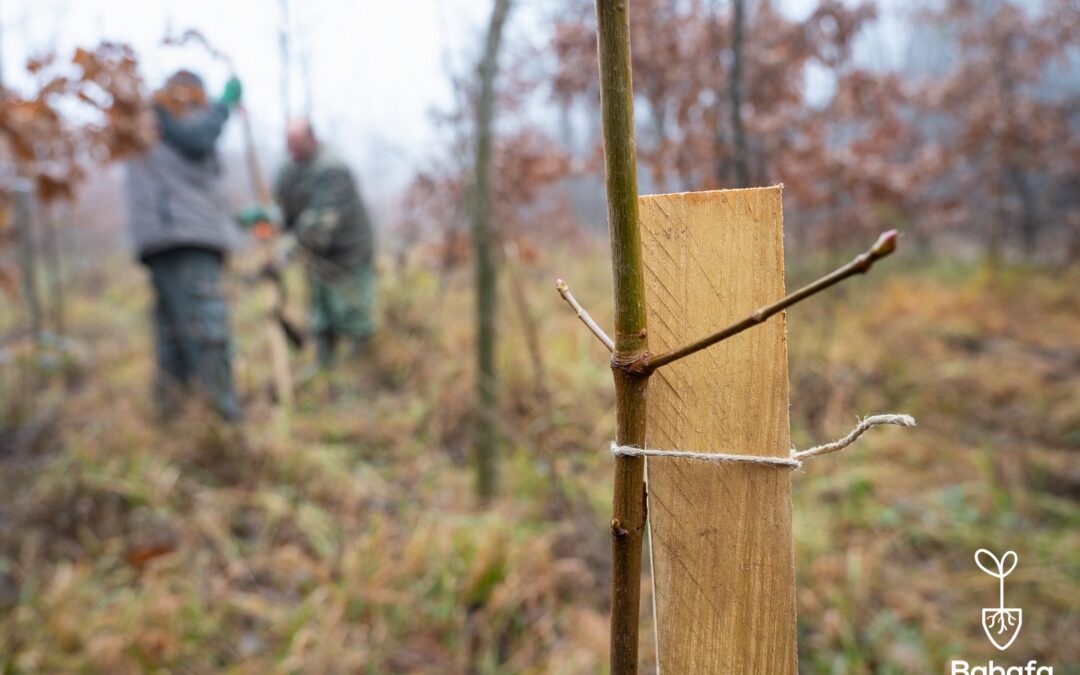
610, 414, 916, 469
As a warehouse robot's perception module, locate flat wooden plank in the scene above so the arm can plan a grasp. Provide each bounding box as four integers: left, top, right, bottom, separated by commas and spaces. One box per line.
641, 186, 796, 674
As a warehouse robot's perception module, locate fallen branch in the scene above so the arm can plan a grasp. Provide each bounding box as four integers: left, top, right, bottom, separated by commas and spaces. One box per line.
644, 230, 898, 372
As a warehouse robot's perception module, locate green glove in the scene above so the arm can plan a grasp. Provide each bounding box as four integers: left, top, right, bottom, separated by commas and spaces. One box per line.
237, 204, 273, 228
219, 76, 242, 108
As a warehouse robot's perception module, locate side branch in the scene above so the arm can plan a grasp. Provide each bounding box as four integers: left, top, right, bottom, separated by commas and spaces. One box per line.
644, 230, 899, 373
556, 278, 615, 352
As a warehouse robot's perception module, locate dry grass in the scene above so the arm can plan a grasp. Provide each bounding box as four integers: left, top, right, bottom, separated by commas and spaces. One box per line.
1, 245, 1077, 673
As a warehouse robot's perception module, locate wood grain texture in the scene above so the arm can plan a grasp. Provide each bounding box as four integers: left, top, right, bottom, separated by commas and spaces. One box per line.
641, 187, 796, 674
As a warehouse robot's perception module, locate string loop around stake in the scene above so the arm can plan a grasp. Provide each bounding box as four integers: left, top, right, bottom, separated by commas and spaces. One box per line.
610, 414, 915, 469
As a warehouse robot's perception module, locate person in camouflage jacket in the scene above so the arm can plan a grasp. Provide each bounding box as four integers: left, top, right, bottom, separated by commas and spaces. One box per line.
273, 118, 376, 368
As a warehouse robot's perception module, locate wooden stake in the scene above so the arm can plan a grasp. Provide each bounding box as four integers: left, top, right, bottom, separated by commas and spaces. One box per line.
641, 187, 797, 673
262, 263, 293, 424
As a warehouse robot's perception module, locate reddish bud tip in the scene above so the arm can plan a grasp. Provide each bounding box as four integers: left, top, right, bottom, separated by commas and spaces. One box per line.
872, 230, 899, 257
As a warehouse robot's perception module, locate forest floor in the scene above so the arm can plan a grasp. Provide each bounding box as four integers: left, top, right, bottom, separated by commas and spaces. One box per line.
1, 240, 1078, 674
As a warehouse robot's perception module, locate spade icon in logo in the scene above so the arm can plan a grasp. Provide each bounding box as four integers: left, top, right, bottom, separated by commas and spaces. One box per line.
975, 549, 1022, 651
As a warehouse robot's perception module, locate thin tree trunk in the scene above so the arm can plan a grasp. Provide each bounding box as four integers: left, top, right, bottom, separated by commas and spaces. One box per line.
594, 2, 650, 672
502, 241, 546, 400
730, 0, 750, 188
42, 203, 65, 338
646, 100, 668, 191
989, 175, 1007, 265
709, 0, 729, 187
503, 241, 585, 520
471, 0, 513, 503
1008, 163, 1037, 258
14, 188, 44, 345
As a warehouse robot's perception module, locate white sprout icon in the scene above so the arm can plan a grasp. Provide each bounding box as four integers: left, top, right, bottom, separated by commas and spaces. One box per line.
974, 549, 1022, 651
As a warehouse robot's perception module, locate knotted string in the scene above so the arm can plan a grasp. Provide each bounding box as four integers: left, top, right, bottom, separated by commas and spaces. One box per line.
610, 414, 915, 469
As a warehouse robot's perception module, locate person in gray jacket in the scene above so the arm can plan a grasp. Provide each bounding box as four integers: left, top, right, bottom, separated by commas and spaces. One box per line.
126, 70, 243, 421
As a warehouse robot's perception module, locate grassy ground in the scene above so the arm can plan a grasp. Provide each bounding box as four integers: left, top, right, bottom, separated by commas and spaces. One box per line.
1, 242, 1077, 674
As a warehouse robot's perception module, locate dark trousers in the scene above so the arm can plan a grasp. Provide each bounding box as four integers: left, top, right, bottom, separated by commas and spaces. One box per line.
307, 263, 376, 369
145, 247, 240, 421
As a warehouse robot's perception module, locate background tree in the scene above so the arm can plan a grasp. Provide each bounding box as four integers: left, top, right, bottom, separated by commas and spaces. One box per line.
0, 43, 153, 201
915, 0, 1080, 260
471, 0, 514, 502
549, 0, 1078, 259
0, 43, 154, 333
728, 0, 750, 187
551, 1, 878, 231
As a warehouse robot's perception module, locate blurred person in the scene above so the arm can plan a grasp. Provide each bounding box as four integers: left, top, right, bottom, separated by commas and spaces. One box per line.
256, 118, 376, 370
126, 70, 244, 421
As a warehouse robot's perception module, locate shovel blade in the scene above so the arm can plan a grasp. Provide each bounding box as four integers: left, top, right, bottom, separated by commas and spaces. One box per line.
982, 608, 1022, 651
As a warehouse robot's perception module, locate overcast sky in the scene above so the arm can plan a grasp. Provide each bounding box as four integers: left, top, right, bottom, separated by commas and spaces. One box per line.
1, 0, 916, 210
0, 0, 507, 203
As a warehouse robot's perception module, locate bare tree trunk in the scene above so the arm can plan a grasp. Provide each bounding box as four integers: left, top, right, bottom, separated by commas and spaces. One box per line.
709, 0, 729, 187
503, 242, 546, 398
471, 0, 513, 503
730, 0, 751, 188
42, 203, 65, 338
1069, 216, 1080, 264
989, 175, 1007, 265
14, 187, 43, 345
645, 100, 669, 191
1008, 163, 1038, 258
